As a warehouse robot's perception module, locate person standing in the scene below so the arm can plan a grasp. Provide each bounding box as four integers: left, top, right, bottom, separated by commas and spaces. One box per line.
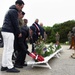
39, 23, 45, 40
55, 32, 60, 43
1, 0, 24, 73
23, 19, 29, 48
69, 27, 75, 49
31, 19, 41, 52
32, 19, 41, 40
67, 31, 72, 44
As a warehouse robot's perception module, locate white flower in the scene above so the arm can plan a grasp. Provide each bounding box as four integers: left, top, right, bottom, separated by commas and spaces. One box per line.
47, 49, 49, 52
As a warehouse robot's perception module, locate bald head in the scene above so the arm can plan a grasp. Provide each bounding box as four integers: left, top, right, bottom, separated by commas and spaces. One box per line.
40, 23, 43, 27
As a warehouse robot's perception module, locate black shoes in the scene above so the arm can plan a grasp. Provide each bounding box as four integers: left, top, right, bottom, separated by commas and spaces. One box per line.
14, 63, 27, 68
23, 63, 27, 66
1, 66, 20, 73
1, 66, 8, 71
6, 67, 20, 73
14, 64, 23, 68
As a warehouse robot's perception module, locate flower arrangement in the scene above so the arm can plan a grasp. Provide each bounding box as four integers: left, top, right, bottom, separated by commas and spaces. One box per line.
55, 43, 61, 51
34, 37, 61, 57
35, 42, 54, 57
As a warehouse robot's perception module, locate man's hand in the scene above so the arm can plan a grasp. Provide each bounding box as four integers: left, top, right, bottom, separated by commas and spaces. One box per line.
18, 33, 22, 37
38, 32, 40, 35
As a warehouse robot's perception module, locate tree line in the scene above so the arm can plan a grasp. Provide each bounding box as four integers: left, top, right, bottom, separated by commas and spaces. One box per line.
44, 20, 75, 43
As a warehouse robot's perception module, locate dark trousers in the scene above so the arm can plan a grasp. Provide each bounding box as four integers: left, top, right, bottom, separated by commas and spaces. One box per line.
30, 33, 38, 52
14, 33, 29, 66
32, 43, 35, 52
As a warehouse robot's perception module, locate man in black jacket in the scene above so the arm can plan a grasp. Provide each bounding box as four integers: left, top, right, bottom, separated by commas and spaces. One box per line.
31, 19, 45, 52
14, 12, 36, 68
1, 0, 24, 73
13, 11, 25, 59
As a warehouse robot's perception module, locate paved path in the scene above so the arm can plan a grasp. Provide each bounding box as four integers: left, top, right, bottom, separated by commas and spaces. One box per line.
0, 45, 75, 75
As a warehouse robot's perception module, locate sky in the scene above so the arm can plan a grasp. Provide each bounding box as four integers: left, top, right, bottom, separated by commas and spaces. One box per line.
0, 0, 75, 27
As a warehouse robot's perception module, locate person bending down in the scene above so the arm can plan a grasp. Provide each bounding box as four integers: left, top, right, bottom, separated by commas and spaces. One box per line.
14, 25, 44, 68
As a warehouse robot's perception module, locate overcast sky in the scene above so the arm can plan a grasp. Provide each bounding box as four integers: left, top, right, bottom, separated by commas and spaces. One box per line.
0, 0, 75, 27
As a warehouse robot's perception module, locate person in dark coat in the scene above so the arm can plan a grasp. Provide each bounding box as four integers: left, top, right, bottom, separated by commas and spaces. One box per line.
14, 24, 30, 68
31, 19, 45, 52
32, 19, 41, 40
13, 11, 25, 60
1, 0, 24, 73
39, 23, 45, 40
31, 19, 41, 52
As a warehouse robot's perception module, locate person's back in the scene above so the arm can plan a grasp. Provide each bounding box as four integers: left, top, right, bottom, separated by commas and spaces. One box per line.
21, 25, 29, 39
1, 5, 20, 35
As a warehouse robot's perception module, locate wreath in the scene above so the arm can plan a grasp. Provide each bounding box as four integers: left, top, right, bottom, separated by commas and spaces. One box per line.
34, 36, 61, 58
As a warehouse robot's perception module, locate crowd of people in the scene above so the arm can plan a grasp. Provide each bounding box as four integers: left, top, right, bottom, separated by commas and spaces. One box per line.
0, 0, 47, 73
